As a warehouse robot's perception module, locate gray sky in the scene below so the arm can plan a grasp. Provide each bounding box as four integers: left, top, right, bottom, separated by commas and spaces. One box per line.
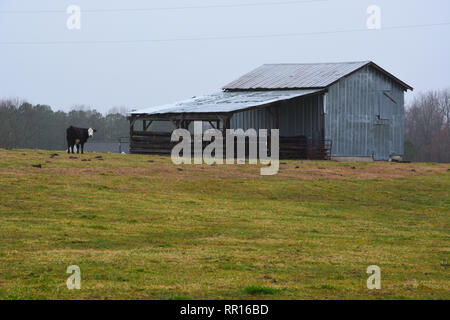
1, 0, 449, 113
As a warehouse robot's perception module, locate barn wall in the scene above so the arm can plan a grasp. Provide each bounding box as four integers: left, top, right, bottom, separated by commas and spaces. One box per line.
230, 106, 275, 132
278, 95, 323, 139
230, 95, 323, 140
324, 65, 405, 159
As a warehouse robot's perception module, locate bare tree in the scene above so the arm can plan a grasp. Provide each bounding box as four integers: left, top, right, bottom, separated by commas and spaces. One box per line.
107, 106, 130, 115
405, 88, 450, 162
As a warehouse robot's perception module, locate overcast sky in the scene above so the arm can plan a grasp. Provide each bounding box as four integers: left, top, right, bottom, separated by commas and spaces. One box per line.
1, 0, 449, 113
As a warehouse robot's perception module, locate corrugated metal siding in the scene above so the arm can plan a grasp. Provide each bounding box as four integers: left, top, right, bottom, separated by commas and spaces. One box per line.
230, 95, 323, 139
278, 95, 323, 138
325, 65, 405, 159
230, 107, 276, 131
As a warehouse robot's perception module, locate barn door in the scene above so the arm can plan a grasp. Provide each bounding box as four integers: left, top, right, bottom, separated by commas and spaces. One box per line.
373, 120, 392, 161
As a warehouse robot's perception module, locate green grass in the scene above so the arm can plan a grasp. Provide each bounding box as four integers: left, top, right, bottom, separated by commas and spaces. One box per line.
0, 148, 449, 300
241, 286, 280, 295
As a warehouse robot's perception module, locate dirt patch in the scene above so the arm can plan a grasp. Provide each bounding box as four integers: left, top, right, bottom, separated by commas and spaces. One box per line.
0, 149, 448, 181
17, 161, 446, 181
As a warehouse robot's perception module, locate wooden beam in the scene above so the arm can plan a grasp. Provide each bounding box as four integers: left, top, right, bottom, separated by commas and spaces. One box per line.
146, 120, 153, 131
208, 121, 216, 129
130, 113, 230, 121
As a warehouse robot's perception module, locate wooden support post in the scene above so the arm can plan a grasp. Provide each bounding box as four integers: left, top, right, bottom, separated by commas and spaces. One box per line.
179, 115, 186, 130
221, 117, 230, 136
274, 107, 280, 129
222, 117, 230, 157
130, 116, 135, 137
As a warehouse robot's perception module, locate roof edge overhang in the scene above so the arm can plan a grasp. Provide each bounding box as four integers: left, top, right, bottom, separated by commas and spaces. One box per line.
129, 89, 327, 118
223, 87, 327, 92
324, 61, 413, 91
366, 61, 413, 91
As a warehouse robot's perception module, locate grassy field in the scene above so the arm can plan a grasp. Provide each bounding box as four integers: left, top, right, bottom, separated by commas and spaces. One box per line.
0, 148, 448, 300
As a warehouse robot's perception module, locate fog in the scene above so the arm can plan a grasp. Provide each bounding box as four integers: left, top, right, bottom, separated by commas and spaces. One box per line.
1, 0, 449, 113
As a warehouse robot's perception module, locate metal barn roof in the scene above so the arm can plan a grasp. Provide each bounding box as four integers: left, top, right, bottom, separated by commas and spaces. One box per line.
131, 89, 323, 115
223, 61, 413, 91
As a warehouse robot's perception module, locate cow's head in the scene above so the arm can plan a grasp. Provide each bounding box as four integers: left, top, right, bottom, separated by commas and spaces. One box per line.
88, 128, 96, 138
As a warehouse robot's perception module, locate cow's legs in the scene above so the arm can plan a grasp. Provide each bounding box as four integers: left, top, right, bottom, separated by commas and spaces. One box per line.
81, 143, 84, 154
76, 144, 80, 154
71, 145, 75, 154
67, 142, 71, 154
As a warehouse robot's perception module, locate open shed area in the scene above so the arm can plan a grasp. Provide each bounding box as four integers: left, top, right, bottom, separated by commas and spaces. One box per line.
128, 89, 330, 159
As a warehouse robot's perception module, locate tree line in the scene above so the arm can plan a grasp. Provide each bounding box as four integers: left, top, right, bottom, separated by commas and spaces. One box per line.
0, 99, 129, 151
404, 88, 450, 163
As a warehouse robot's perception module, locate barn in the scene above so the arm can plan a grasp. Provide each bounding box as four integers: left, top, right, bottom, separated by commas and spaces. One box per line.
128, 61, 413, 161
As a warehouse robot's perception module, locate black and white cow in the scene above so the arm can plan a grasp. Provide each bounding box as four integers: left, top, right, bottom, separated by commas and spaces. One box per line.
66, 126, 96, 154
